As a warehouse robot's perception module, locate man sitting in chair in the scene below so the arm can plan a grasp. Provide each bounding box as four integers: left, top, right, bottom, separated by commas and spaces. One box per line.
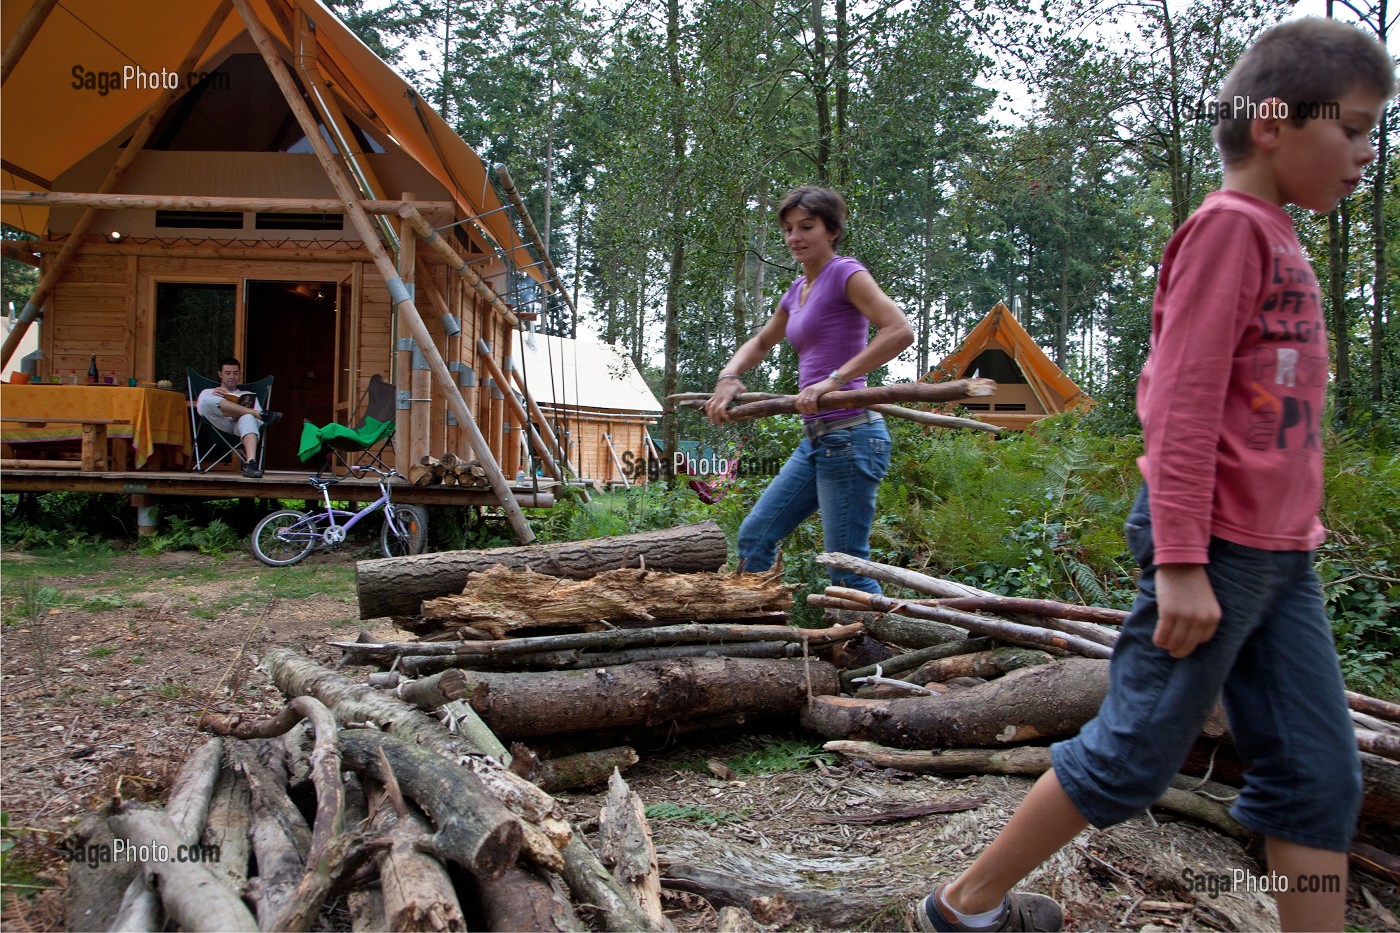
197, 357, 281, 478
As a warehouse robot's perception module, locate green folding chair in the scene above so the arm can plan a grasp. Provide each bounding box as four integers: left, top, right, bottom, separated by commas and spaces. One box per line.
298, 373, 396, 475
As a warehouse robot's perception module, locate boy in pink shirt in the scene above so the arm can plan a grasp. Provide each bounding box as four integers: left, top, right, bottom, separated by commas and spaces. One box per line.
915, 19, 1393, 933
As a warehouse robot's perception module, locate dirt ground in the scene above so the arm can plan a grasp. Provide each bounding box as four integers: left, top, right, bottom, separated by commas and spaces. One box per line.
1, 547, 1396, 932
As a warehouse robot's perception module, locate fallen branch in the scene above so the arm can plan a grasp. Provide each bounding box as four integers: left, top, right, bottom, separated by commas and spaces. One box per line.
839, 637, 995, 691
665, 378, 995, 422
923, 596, 1127, 626
667, 390, 999, 434
600, 769, 673, 930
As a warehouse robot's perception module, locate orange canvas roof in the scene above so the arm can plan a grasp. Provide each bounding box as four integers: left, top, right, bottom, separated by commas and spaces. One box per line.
927, 302, 1091, 414
1, 0, 534, 274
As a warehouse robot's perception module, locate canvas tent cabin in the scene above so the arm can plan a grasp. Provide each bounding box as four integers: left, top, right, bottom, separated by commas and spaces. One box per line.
925, 303, 1092, 430
518, 333, 662, 488
1, 0, 570, 540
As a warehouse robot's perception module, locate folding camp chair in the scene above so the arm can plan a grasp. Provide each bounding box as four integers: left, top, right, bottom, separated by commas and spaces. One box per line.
187, 368, 275, 473
296, 373, 396, 476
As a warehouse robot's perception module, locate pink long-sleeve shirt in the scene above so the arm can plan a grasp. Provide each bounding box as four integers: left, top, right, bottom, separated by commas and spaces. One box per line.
1137, 190, 1327, 565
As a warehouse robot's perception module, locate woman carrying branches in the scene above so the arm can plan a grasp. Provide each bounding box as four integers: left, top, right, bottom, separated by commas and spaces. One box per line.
705, 186, 914, 594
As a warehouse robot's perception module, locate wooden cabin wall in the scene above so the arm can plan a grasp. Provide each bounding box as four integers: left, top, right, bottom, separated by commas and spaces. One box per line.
537, 407, 656, 486
43, 251, 134, 382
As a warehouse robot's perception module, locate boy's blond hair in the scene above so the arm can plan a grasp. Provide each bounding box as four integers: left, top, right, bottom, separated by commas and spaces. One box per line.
1214, 17, 1395, 164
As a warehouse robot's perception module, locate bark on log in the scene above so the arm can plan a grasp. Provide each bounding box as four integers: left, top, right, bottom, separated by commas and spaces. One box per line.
536, 747, 641, 792
803, 658, 1110, 747
110, 736, 225, 932
337, 622, 862, 666
661, 862, 887, 929
668, 390, 1001, 433
669, 378, 995, 422
262, 649, 570, 865
819, 604, 967, 648
364, 779, 469, 933
905, 647, 1053, 684
421, 566, 792, 637
926, 596, 1127, 627
1349, 691, 1400, 723
840, 638, 995, 690
440, 698, 512, 763
395, 640, 821, 678
480, 863, 585, 933
200, 762, 252, 893
817, 553, 1121, 648
231, 741, 310, 928
821, 588, 1114, 659
356, 521, 730, 619
107, 804, 259, 932
339, 729, 522, 881
65, 804, 141, 933
559, 834, 657, 932
453, 657, 840, 740
600, 769, 673, 930
1357, 728, 1400, 763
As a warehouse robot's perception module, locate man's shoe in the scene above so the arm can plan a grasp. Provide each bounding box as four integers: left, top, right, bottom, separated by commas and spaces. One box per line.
916, 885, 1063, 932
261, 411, 283, 429
240, 463, 264, 479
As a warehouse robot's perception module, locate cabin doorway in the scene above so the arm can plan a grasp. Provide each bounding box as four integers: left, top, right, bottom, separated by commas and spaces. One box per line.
245, 280, 338, 471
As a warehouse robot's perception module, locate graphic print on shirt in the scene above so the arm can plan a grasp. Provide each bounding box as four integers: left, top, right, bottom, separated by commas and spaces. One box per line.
1245, 247, 1327, 453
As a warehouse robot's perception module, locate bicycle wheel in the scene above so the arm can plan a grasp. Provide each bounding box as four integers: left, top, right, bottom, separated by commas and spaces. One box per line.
380, 503, 428, 558
252, 509, 319, 566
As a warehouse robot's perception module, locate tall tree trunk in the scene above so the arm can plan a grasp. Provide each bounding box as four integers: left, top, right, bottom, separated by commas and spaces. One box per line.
732, 243, 749, 352
662, 0, 685, 459
1329, 200, 1352, 424
810, 0, 830, 183
1371, 104, 1388, 405
833, 0, 849, 188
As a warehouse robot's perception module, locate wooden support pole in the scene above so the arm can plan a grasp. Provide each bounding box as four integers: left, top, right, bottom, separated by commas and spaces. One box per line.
395, 203, 519, 326
503, 327, 520, 479
603, 433, 631, 489
509, 366, 589, 501
232, 0, 533, 542
494, 164, 575, 320
0, 0, 59, 85
0, 1, 233, 370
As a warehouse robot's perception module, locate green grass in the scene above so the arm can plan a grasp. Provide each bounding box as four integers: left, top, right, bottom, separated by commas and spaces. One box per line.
86, 646, 115, 658
644, 802, 744, 826
725, 737, 836, 775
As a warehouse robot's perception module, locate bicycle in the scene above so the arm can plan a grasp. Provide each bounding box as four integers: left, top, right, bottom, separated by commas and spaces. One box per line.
250, 465, 428, 566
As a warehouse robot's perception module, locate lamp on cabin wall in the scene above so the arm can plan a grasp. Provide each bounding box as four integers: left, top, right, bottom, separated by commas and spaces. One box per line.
106, 230, 123, 243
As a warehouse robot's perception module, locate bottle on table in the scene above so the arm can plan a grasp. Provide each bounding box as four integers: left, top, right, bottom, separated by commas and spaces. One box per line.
87, 355, 98, 385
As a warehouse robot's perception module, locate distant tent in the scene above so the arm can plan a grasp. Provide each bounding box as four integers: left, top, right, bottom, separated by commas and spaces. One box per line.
925, 303, 1092, 430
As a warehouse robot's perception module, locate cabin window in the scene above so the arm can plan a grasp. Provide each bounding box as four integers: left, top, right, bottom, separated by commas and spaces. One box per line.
961, 403, 991, 411
254, 213, 344, 231
993, 403, 1028, 411
155, 283, 236, 387
155, 210, 243, 230
965, 348, 1025, 384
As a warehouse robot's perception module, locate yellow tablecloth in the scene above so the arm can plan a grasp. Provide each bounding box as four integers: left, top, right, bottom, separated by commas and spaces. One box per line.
1, 385, 193, 469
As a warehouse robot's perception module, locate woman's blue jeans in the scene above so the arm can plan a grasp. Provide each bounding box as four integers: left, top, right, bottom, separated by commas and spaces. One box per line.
737, 419, 890, 593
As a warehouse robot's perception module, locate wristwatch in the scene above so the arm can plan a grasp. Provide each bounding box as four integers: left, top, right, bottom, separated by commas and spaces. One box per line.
828, 369, 845, 383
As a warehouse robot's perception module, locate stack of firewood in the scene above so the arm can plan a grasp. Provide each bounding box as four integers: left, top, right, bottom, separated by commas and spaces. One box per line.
407, 452, 490, 488
65, 521, 1400, 929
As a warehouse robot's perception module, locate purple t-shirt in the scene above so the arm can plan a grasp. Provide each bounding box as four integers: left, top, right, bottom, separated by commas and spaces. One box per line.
779, 255, 869, 420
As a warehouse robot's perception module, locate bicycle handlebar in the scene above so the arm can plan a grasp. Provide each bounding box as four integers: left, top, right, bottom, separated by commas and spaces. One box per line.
349, 465, 404, 482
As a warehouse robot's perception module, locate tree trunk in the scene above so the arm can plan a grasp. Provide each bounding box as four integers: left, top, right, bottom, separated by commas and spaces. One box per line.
356, 521, 730, 619
363, 780, 469, 932
802, 658, 1110, 747
338, 729, 522, 881
420, 566, 792, 637
452, 657, 839, 740
535, 747, 641, 793
599, 770, 672, 930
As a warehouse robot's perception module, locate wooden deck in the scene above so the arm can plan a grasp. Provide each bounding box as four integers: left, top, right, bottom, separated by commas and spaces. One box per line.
0, 466, 558, 508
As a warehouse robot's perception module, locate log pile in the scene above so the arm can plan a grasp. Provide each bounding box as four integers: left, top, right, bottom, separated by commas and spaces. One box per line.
67, 537, 1400, 929
407, 452, 492, 488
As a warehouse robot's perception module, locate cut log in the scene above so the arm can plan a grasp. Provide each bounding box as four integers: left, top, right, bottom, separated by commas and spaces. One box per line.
1357, 728, 1400, 762
356, 520, 730, 618
230, 741, 310, 928
480, 863, 585, 932
337, 622, 863, 666
200, 761, 252, 893
816, 553, 1120, 648
535, 747, 641, 792
408, 463, 439, 486
840, 637, 994, 690
925, 596, 1128, 627
364, 779, 469, 932
1349, 691, 1400, 724
905, 647, 1053, 684
108, 803, 259, 932
110, 737, 224, 932
599, 769, 673, 930
451, 657, 840, 739
661, 862, 886, 929
819, 588, 1114, 659
65, 804, 141, 933
420, 566, 793, 637
803, 658, 1110, 747
559, 834, 656, 932
831, 606, 968, 648
339, 729, 521, 881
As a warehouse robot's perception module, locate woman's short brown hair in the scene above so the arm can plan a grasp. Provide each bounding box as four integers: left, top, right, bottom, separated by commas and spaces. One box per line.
1214, 18, 1395, 164
777, 186, 848, 247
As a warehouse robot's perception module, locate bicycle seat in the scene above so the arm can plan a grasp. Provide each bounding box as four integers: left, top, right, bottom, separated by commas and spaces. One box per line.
308, 476, 339, 490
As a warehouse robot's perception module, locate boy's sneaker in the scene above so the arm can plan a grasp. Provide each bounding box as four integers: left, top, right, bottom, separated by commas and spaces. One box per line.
916, 885, 1063, 932
240, 462, 264, 479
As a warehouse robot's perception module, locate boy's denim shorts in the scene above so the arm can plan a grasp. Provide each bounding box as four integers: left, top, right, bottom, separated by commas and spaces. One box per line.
1051, 486, 1361, 852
